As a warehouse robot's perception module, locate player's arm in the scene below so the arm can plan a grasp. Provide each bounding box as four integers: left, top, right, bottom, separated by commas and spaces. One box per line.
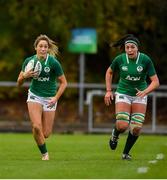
55, 74, 67, 100
136, 74, 160, 97
47, 74, 67, 107
17, 70, 38, 87
104, 67, 114, 106
17, 71, 25, 87
145, 74, 160, 93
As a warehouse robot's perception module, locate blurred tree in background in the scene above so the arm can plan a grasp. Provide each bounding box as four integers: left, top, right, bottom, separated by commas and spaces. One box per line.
0, 0, 167, 128
0, 0, 167, 85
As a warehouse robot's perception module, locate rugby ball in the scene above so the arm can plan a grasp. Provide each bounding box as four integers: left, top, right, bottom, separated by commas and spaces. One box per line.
34, 61, 42, 77
25, 59, 42, 77
25, 59, 34, 72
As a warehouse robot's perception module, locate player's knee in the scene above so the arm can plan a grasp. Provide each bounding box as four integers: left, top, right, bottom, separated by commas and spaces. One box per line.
116, 112, 130, 132
116, 122, 129, 132
130, 113, 145, 136
130, 126, 142, 136
43, 131, 52, 138
32, 124, 42, 134
44, 133, 49, 138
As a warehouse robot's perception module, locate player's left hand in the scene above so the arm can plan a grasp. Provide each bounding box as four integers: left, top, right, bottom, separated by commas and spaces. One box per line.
47, 97, 57, 108
135, 88, 147, 98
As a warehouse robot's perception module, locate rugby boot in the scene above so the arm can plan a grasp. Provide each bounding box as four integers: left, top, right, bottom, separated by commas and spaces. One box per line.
122, 153, 132, 160
109, 129, 119, 150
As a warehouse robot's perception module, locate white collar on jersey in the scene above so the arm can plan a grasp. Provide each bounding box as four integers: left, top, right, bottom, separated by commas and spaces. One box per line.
126, 52, 140, 64
45, 54, 49, 65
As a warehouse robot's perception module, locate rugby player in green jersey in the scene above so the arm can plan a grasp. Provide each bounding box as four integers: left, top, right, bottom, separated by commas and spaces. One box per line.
17, 34, 67, 160
104, 34, 159, 160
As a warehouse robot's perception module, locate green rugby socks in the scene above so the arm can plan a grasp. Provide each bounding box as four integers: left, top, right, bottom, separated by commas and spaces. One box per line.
38, 143, 48, 154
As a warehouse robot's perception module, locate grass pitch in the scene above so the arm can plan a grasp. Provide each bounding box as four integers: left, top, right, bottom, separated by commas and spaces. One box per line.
0, 133, 166, 179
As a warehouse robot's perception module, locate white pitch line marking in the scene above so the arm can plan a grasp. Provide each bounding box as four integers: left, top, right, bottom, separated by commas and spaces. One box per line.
137, 153, 165, 174
156, 153, 164, 160
148, 160, 157, 164
137, 167, 149, 173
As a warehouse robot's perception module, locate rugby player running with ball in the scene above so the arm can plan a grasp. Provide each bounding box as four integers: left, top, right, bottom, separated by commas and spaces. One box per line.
17, 34, 67, 160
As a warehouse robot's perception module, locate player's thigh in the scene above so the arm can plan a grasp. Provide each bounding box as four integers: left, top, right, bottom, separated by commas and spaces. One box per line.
27, 102, 43, 124
115, 93, 131, 113
42, 111, 55, 134
115, 102, 131, 113
131, 103, 147, 114
131, 95, 147, 113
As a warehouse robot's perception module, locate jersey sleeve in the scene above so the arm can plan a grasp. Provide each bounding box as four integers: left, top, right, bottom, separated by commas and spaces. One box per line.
146, 56, 157, 77
21, 58, 30, 72
53, 58, 64, 77
110, 55, 120, 71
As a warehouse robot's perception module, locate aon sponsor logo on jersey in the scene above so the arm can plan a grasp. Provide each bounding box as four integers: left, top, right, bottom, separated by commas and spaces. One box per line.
125, 75, 140, 81
35, 77, 50, 82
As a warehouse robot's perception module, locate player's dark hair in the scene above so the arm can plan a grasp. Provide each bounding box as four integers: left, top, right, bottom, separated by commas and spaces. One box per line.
111, 34, 140, 49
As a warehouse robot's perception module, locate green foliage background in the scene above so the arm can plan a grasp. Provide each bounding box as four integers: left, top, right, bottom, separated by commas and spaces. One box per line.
0, 0, 167, 91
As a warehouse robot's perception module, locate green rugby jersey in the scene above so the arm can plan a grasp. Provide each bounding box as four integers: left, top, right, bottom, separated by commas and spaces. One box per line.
22, 54, 64, 97
110, 52, 156, 96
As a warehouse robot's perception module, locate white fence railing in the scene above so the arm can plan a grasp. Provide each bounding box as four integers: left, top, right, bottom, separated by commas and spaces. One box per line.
1, 82, 167, 133
85, 90, 167, 134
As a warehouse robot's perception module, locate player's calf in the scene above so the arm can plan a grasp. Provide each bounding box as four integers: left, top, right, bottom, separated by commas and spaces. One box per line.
109, 112, 130, 150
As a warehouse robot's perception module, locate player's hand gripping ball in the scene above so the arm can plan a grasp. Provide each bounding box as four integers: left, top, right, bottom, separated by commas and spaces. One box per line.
25, 59, 42, 77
